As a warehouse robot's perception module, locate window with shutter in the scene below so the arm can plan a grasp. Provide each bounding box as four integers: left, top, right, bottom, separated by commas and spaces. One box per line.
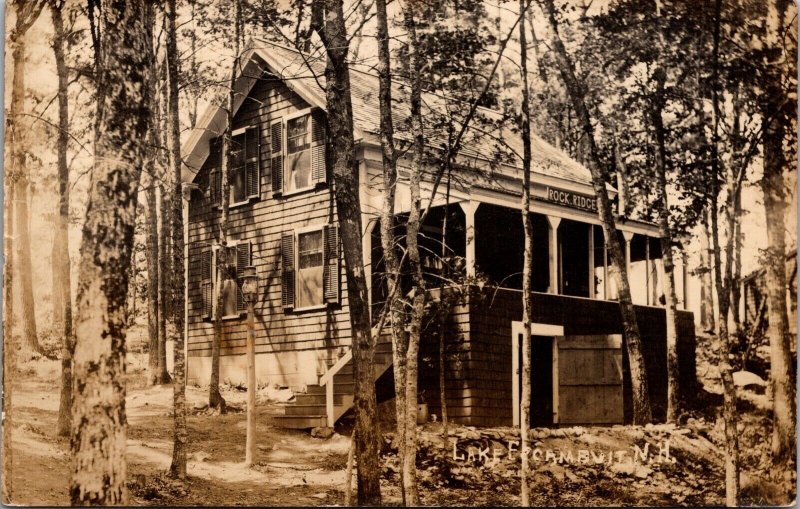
245, 127, 260, 199
208, 137, 222, 207
323, 225, 340, 304
281, 234, 295, 308
271, 121, 284, 195
235, 241, 252, 312
230, 132, 247, 206
311, 110, 327, 185
200, 249, 213, 319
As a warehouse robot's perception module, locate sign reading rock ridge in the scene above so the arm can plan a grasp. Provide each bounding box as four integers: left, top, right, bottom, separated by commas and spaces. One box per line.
546, 186, 598, 212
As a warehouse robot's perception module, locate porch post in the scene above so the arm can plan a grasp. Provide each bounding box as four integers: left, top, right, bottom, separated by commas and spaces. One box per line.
645, 237, 651, 306
547, 215, 561, 294
363, 218, 377, 314
622, 230, 634, 277
460, 201, 479, 278
588, 225, 595, 299
682, 252, 689, 311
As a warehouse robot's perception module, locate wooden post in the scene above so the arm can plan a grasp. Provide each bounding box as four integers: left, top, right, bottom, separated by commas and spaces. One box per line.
326, 379, 335, 427
460, 201, 479, 278
552, 336, 559, 424
622, 231, 633, 275
245, 299, 256, 467
682, 252, 689, 311
588, 225, 595, 299
363, 218, 376, 314
645, 237, 651, 306
547, 216, 561, 294
603, 234, 609, 300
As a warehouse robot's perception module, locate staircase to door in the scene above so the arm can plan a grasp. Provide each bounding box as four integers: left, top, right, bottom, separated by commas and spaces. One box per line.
273, 340, 394, 429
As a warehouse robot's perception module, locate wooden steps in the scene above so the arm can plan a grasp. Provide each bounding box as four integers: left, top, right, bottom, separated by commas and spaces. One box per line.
273, 342, 393, 429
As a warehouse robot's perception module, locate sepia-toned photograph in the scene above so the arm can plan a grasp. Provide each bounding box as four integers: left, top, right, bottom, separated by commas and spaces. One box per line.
1, 0, 797, 506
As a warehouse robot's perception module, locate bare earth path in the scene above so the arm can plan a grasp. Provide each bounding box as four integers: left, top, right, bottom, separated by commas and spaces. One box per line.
4, 358, 350, 506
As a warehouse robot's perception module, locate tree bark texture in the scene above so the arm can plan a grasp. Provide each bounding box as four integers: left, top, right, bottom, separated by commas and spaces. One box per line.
518, 1, 533, 504
318, 0, 383, 502
761, 0, 796, 466
157, 186, 171, 384
539, 0, 652, 424
10, 10, 43, 359
649, 70, 680, 423
710, 0, 740, 502
51, 0, 75, 438
166, 0, 188, 479
70, 1, 152, 503
375, 0, 408, 499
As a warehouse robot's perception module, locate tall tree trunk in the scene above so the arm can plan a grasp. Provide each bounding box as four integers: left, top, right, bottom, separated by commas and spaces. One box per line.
438, 173, 451, 451
70, 1, 152, 502
51, 0, 75, 438
761, 0, 796, 466
649, 65, 680, 423
157, 185, 172, 384
699, 207, 715, 332
145, 181, 160, 384
315, 0, 383, 502
375, 0, 408, 500
538, 0, 652, 423
401, 8, 428, 504
165, 0, 188, 479
210, 0, 243, 412
144, 0, 160, 385
710, 0, 739, 502
518, 0, 533, 503
10, 11, 43, 359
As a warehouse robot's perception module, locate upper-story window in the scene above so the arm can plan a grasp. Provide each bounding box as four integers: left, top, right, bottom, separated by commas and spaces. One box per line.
286, 115, 312, 192
272, 108, 327, 196
208, 126, 261, 208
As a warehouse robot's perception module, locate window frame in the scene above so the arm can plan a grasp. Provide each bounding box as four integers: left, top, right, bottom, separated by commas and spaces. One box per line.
292, 224, 328, 312
228, 127, 260, 208
211, 239, 252, 320
281, 108, 317, 197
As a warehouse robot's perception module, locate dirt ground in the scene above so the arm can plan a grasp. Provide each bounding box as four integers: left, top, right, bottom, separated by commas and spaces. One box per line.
2, 342, 796, 506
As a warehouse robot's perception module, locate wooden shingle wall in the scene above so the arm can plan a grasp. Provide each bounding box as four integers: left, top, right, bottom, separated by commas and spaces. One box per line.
186, 74, 351, 386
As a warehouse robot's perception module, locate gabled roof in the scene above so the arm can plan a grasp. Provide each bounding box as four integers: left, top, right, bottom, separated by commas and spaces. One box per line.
182, 40, 596, 190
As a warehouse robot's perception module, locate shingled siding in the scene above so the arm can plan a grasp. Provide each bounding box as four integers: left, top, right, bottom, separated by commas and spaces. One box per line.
422, 287, 696, 427
186, 74, 351, 388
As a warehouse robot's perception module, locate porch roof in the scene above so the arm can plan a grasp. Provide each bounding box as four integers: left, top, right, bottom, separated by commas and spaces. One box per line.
182, 40, 599, 193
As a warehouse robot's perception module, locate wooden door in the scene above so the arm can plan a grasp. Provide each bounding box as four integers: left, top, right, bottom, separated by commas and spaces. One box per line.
556, 334, 623, 424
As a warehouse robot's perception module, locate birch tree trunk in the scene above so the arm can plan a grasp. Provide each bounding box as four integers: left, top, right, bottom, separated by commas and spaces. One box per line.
166, 0, 188, 479
518, 1, 533, 504
710, 0, 739, 502
375, 0, 408, 500
649, 66, 680, 423
51, 0, 75, 438
315, 0, 383, 502
70, 1, 152, 502
401, 8, 428, 504
538, 0, 652, 423
761, 0, 796, 466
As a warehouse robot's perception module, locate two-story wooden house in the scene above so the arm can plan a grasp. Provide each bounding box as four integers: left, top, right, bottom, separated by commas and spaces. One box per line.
180, 41, 697, 429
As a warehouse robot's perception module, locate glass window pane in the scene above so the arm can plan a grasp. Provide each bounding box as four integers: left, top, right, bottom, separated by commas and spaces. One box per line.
231, 166, 247, 203
231, 134, 246, 167
287, 115, 310, 154
298, 230, 323, 269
